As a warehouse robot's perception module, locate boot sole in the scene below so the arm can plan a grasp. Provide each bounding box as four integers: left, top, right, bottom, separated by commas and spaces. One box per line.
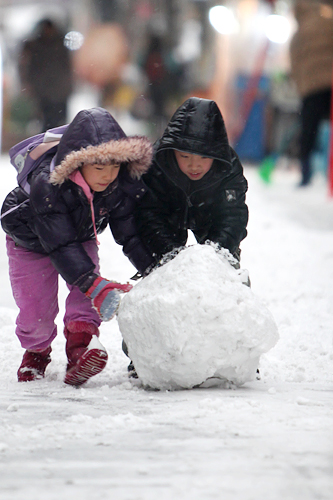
64, 349, 108, 386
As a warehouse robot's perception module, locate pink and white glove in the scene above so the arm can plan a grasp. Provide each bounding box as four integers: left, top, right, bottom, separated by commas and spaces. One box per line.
86, 277, 133, 321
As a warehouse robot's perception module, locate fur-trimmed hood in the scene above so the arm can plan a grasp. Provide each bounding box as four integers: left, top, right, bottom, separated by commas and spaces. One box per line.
50, 107, 152, 185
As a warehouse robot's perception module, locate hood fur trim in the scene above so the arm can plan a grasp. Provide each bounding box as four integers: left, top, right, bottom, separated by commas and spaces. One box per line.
50, 136, 152, 185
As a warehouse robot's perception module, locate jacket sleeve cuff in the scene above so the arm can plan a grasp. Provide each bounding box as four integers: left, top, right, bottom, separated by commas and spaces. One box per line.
74, 271, 99, 294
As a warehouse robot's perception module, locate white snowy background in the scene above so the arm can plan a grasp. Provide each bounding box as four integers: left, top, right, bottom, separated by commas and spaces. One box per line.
0, 154, 332, 500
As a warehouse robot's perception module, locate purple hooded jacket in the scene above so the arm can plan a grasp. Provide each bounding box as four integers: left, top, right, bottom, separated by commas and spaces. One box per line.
1, 107, 154, 290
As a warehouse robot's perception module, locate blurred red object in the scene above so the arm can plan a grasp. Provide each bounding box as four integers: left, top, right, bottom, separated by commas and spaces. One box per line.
74, 24, 128, 87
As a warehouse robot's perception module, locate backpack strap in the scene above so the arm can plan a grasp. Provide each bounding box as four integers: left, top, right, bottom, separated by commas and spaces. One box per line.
29, 140, 60, 160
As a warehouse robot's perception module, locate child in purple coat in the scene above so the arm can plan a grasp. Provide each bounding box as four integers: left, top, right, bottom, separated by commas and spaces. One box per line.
1, 107, 154, 385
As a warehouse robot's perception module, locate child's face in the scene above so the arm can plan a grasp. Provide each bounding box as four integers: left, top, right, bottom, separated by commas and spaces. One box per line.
81, 163, 120, 192
174, 150, 213, 181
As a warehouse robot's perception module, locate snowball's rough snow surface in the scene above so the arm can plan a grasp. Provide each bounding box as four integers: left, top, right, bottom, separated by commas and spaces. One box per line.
118, 244, 279, 389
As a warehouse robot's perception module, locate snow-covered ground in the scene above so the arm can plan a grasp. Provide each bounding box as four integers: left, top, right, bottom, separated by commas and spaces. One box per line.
0, 154, 332, 500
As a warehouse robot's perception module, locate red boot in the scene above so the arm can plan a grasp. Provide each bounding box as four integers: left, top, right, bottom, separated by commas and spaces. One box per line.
64, 321, 108, 386
17, 347, 52, 382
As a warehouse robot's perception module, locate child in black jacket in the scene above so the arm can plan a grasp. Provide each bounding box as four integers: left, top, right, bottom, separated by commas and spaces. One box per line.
135, 97, 249, 270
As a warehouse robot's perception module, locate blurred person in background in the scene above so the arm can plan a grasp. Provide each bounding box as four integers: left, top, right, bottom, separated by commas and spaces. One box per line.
290, 0, 333, 187
141, 35, 169, 123
19, 18, 73, 131
137, 33, 184, 138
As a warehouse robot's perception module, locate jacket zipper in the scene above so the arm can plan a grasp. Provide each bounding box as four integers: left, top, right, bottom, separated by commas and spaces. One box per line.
157, 159, 224, 229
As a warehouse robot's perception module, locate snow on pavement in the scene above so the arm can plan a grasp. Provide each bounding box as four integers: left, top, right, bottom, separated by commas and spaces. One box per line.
0, 156, 332, 500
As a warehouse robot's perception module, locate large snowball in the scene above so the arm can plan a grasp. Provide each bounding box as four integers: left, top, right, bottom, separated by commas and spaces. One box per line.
117, 244, 279, 390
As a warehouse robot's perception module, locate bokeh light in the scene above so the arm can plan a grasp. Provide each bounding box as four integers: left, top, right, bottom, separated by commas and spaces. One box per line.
209, 6, 238, 35
64, 31, 84, 50
265, 14, 291, 43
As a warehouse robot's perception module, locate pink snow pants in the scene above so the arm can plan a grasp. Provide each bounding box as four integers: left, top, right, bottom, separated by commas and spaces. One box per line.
6, 236, 101, 351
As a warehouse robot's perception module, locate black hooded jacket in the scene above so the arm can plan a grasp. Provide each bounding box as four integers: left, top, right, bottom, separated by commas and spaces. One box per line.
1, 107, 154, 288
135, 97, 249, 263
